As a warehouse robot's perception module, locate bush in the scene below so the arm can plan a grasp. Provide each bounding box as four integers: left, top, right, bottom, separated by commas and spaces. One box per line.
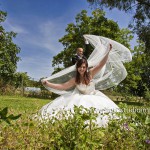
0, 84, 16, 95
144, 90, 150, 101
0, 104, 150, 149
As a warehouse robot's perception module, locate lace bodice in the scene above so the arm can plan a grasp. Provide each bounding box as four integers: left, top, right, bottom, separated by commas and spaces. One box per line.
76, 80, 96, 95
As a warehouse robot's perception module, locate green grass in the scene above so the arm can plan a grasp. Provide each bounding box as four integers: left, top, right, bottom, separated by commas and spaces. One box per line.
0, 95, 149, 113
0, 95, 50, 114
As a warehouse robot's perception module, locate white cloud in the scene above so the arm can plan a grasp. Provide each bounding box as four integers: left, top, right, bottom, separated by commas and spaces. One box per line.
2, 20, 28, 34
3, 17, 65, 55
15, 19, 65, 56
17, 56, 54, 80
38, 21, 64, 52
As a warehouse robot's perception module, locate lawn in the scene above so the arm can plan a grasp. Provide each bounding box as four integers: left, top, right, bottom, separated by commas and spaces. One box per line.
0, 95, 50, 114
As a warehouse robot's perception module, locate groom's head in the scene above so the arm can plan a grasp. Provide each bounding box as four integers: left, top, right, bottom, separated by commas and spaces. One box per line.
77, 48, 83, 57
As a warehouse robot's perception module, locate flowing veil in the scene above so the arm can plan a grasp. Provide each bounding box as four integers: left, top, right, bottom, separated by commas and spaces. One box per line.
43, 34, 132, 95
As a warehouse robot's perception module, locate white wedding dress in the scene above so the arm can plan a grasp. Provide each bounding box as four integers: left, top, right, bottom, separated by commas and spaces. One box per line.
39, 80, 120, 127
38, 35, 132, 127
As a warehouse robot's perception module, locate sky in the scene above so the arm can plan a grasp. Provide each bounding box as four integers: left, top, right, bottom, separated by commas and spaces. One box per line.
0, 0, 136, 81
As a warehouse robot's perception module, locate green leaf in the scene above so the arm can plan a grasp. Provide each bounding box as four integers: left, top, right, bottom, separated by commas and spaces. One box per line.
8, 114, 21, 120
145, 115, 150, 125
0, 107, 8, 119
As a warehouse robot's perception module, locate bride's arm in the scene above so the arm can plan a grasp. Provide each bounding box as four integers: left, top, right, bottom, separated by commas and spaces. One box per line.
90, 44, 112, 78
41, 78, 75, 90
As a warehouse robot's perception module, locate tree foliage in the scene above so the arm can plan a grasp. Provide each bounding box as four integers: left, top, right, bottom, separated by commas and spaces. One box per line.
52, 9, 133, 68
0, 10, 20, 84
87, 0, 150, 53
0, 11, 20, 81
116, 42, 150, 97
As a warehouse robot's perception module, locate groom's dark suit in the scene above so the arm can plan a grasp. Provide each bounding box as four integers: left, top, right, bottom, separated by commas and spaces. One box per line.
72, 41, 90, 65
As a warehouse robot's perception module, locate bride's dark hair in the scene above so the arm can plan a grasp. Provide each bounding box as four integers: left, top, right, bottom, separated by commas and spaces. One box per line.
75, 59, 90, 85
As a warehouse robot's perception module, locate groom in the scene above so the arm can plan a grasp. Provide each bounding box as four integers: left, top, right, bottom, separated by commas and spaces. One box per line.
72, 39, 89, 65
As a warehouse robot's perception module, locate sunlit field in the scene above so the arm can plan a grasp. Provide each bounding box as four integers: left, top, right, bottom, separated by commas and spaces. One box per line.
0, 95, 49, 114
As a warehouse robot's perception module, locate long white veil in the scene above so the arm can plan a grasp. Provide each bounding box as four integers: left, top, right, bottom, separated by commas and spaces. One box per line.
43, 34, 132, 95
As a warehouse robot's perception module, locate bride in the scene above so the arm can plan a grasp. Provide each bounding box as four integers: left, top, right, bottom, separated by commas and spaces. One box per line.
39, 35, 132, 127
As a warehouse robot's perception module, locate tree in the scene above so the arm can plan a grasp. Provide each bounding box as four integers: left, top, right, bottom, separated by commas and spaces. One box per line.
0, 11, 20, 85
87, 0, 150, 53
52, 9, 133, 68
12, 72, 31, 89
116, 42, 146, 96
